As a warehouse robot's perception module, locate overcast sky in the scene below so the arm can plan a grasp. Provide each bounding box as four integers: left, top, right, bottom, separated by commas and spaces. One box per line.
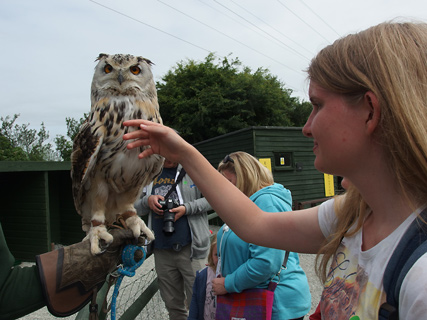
1, 0, 426, 141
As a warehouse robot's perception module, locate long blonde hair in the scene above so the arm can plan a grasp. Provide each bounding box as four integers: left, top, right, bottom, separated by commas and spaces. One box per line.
218, 151, 274, 197
308, 21, 427, 282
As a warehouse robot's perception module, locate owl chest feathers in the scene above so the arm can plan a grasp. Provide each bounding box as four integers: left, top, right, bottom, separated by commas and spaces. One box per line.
91, 96, 160, 136
88, 96, 161, 193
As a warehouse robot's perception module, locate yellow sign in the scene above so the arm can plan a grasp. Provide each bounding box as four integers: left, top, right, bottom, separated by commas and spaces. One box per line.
259, 158, 272, 172
324, 174, 335, 197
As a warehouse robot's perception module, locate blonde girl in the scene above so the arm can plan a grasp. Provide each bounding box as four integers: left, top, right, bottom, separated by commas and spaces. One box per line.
124, 21, 427, 319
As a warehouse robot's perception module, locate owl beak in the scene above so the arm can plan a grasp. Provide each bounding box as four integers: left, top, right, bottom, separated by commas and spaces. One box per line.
117, 72, 124, 85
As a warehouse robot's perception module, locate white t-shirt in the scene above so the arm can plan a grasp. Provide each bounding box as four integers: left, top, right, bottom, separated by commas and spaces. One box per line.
318, 199, 427, 320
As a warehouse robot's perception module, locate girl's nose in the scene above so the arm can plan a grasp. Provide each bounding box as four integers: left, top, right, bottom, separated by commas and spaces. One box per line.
302, 113, 313, 138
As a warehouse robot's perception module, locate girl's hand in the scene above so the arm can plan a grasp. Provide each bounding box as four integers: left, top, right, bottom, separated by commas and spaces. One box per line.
212, 276, 228, 295
123, 120, 188, 163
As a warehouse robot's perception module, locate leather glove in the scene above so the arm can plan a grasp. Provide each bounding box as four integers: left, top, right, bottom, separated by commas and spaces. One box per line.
36, 228, 144, 317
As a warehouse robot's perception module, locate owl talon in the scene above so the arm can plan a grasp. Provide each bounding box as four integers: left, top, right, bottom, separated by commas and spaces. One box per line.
141, 228, 155, 241
89, 225, 114, 255
125, 214, 155, 242
98, 239, 110, 254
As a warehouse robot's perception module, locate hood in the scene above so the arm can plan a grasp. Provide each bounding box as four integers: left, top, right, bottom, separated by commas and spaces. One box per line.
249, 183, 292, 208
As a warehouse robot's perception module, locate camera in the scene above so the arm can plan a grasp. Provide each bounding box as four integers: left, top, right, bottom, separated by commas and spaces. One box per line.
158, 198, 179, 234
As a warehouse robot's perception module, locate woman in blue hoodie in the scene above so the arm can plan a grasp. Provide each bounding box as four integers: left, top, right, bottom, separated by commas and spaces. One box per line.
213, 152, 311, 320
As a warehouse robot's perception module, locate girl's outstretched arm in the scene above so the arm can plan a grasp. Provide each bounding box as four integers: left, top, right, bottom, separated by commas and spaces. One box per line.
123, 120, 324, 253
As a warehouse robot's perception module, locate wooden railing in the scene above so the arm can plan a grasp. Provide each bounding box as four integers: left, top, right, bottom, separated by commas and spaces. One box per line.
293, 197, 331, 210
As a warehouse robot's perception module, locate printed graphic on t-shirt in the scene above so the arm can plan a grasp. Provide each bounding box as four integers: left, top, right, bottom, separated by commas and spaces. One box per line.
153, 175, 175, 187
320, 242, 382, 319
152, 168, 178, 202
153, 184, 178, 203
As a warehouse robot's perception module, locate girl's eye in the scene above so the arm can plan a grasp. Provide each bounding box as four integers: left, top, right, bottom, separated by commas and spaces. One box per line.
311, 101, 322, 111
104, 64, 113, 74
130, 66, 141, 75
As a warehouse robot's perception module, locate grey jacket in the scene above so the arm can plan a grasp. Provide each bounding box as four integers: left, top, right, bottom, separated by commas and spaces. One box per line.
134, 164, 212, 260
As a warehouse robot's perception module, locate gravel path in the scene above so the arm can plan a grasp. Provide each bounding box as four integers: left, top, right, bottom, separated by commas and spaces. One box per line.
18, 226, 323, 319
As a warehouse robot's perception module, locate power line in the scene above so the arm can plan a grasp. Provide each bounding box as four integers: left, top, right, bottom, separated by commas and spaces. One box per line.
276, 0, 331, 43
211, 0, 310, 61
197, 0, 278, 44
299, 0, 341, 38
88, 0, 212, 54
198, 0, 309, 61
229, 0, 314, 58
157, 0, 302, 74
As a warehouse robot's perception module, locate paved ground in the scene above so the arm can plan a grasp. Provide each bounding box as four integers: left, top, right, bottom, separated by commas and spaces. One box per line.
299, 253, 323, 314
18, 226, 323, 319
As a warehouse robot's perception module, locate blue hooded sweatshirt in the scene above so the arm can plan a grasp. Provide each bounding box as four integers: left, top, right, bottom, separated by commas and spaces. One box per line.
217, 183, 311, 320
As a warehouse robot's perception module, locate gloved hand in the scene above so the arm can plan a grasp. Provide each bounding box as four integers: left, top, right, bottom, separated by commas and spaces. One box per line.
60, 228, 139, 290
36, 227, 145, 317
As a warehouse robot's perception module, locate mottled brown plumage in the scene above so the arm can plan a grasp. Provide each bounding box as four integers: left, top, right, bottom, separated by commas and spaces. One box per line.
71, 53, 162, 254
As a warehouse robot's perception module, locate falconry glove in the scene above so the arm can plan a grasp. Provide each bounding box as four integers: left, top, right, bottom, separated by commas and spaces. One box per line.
35, 227, 143, 317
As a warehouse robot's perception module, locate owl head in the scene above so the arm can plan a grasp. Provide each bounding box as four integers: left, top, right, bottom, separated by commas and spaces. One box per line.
91, 53, 157, 105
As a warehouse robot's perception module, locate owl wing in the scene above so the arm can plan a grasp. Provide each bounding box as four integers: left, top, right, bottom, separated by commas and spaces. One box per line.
70, 120, 104, 216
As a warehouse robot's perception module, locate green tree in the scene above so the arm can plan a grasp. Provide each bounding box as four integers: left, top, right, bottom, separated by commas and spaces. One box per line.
55, 135, 73, 162
0, 135, 27, 161
0, 114, 55, 161
289, 101, 312, 128
157, 53, 310, 143
54, 114, 88, 161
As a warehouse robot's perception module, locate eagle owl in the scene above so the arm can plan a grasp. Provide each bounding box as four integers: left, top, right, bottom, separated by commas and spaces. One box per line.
71, 53, 163, 255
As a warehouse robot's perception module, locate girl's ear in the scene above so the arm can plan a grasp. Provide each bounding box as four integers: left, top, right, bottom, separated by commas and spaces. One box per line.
364, 91, 380, 134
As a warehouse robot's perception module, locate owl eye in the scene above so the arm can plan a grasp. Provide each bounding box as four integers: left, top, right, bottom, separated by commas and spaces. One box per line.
104, 64, 113, 74
130, 66, 141, 75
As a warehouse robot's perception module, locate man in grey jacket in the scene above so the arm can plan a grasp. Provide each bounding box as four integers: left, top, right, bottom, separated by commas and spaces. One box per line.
134, 159, 211, 320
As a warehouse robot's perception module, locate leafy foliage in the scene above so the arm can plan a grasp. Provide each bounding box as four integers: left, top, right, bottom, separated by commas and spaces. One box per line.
0, 114, 55, 161
0, 135, 27, 161
54, 114, 88, 161
0, 113, 88, 161
157, 53, 310, 143
288, 101, 312, 128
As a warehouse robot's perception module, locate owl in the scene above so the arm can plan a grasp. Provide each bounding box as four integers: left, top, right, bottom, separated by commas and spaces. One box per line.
71, 53, 163, 255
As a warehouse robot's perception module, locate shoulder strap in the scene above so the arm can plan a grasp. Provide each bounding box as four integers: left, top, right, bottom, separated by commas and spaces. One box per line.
282, 251, 290, 269
164, 167, 186, 200
379, 209, 427, 320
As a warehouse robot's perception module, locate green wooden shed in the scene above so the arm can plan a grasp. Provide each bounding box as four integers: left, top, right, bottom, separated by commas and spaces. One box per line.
193, 126, 339, 206
0, 161, 83, 262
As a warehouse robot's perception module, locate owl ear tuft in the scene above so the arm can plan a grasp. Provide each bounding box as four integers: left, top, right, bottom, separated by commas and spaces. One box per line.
138, 57, 154, 66
95, 53, 108, 62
